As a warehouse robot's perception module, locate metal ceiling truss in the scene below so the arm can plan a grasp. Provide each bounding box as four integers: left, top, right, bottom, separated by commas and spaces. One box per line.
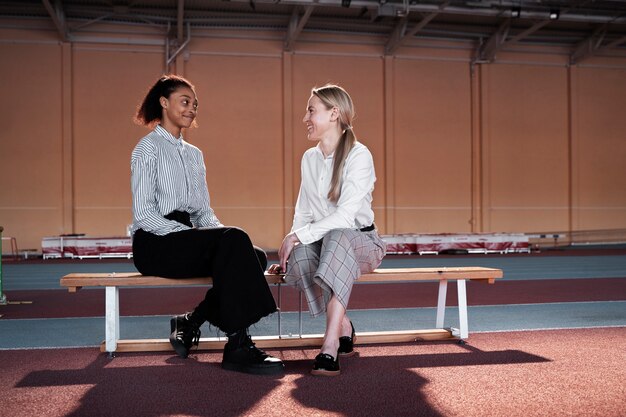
473, 18, 510, 64
570, 26, 626, 65
384, 1, 450, 55
472, 18, 557, 64
41, 0, 68, 41
1, 1, 621, 64
285, 3, 316, 51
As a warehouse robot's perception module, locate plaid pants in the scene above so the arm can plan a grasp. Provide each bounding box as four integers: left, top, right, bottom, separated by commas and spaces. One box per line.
284, 229, 387, 317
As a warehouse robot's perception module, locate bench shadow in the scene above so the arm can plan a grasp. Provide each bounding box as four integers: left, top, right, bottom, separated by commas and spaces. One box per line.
287, 346, 550, 417
15, 345, 549, 417
16, 352, 283, 417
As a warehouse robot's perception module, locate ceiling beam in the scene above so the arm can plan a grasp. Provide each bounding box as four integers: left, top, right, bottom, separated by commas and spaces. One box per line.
226, 0, 626, 25
384, 15, 408, 56
571, 31, 626, 65
166, 22, 191, 67
472, 15, 559, 65
177, 0, 184, 43
473, 19, 510, 64
384, 1, 449, 56
570, 26, 607, 65
285, 4, 315, 52
605, 35, 626, 49
41, 0, 68, 42
492, 4, 574, 49
506, 19, 551, 45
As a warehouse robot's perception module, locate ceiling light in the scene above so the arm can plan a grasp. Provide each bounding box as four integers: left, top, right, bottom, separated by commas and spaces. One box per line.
511, 7, 521, 18
549, 9, 559, 20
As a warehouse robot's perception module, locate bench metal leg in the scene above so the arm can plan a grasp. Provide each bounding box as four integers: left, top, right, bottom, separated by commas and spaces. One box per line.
298, 291, 303, 337
105, 286, 120, 353
457, 279, 469, 339
436, 278, 469, 340
277, 283, 282, 337
436, 279, 448, 328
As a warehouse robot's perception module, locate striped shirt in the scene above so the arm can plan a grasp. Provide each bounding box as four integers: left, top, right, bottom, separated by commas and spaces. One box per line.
130, 125, 222, 236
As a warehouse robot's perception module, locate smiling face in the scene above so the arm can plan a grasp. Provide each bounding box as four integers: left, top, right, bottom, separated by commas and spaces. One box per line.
302, 94, 338, 142
160, 86, 198, 135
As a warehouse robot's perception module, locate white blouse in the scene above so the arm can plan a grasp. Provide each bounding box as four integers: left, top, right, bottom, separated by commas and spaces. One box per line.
291, 141, 376, 244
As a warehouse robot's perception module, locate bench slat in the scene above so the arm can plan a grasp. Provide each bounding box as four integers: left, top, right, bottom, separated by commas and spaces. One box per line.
106, 329, 455, 353
60, 266, 503, 292
358, 267, 503, 283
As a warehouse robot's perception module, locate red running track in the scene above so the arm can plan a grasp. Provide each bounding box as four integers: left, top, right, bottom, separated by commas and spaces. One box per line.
1, 327, 624, 417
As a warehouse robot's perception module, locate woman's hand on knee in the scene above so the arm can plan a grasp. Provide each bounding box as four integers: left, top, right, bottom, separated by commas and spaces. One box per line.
268, 263, 283, 274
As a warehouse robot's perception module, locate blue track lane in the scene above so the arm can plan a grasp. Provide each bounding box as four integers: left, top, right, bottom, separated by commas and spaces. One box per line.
1, 301, 625, 350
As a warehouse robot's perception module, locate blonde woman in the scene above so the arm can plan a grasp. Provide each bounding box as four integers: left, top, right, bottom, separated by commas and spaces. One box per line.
269, 84, 386, 376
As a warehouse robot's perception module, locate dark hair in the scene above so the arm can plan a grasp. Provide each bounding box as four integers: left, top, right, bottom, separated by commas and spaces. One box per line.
135, 74, 196, 125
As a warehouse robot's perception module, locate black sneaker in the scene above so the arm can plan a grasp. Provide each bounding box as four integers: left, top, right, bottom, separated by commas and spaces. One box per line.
222, 335, 284, 375
311, 353, 340, 376
169, 314, 201, 359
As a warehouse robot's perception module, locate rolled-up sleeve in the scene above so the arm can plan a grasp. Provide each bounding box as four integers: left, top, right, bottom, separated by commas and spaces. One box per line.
191, 154, 223, 228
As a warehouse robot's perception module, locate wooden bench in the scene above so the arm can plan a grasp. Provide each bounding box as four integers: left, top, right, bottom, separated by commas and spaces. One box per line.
60, 267, 503, 355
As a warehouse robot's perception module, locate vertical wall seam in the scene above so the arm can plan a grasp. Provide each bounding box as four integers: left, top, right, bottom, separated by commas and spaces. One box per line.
383, 55, 395, 235
567, 65, 574, 242
282, 52, 294, 236
61, 42, 74, 234
470, 63, 483, 233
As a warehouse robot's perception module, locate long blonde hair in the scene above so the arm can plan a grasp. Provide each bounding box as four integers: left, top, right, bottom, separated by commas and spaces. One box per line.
311, 84, 356, 203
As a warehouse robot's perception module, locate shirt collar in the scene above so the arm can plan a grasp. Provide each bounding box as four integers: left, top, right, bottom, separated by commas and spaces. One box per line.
155, 124, 184, 146
315, 143, 334, 160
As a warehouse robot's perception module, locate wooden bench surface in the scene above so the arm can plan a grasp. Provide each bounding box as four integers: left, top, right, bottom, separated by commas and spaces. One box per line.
60, 267, 503, 292
59, 266, 504, 352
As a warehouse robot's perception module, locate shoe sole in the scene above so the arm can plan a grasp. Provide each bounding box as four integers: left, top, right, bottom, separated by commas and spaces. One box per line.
311, 368, 340, 376
222, 361, 285, 376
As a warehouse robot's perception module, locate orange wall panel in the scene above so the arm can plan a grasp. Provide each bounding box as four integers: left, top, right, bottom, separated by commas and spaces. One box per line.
392, 58, 473, 233
72, 48, 164, 237
185, 54, 284, 249
572, 65, 626, 230
2, 25, 626, 252
290, 54, 386, 231
482, 63, 570, 232
0, 42, 65, 248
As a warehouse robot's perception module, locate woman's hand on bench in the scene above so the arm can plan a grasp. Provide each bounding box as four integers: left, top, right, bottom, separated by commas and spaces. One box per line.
267, 264, 284, 275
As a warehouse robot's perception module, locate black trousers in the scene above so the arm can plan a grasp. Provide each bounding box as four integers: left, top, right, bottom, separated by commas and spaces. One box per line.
132, 213, 276, 334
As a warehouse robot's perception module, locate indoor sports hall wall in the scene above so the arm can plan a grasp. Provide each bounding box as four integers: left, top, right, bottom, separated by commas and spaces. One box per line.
1, 23, 625, 250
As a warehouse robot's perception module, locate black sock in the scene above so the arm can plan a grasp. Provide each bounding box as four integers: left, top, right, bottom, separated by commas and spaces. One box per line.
187, 311, 205, 329
227, 328, 248, 346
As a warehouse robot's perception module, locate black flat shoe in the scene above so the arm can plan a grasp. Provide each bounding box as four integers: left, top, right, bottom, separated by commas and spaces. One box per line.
311, 353, 340, 376
222, 335, 284, 375
169, 314, 201, 359
338, 321, 356, 357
